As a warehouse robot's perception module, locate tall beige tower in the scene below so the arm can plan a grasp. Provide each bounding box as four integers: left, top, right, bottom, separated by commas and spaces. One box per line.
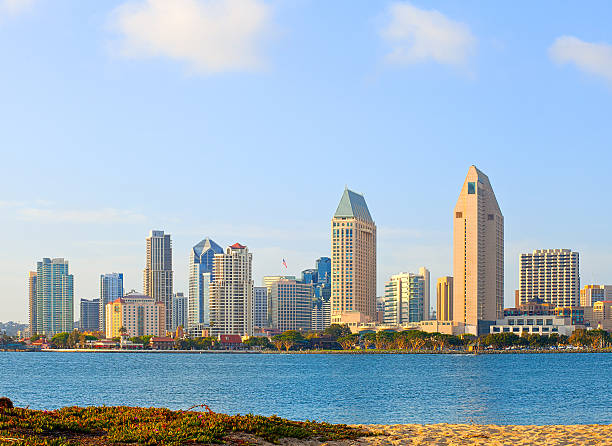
453, 166, 504, 327
436, 276, 453, 321
331, 188, 376, 323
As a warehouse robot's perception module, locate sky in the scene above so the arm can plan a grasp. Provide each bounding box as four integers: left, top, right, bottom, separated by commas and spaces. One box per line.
1, 0, 612, 323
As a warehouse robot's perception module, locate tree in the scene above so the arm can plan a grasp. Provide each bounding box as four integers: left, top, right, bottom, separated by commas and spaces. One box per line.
51, 332, 69, 348
323, 324, 352, 340
243, 337, 273, 350
569, 329, 590, 347
337, 334, 359, 350
361, 333, 376, 349
375, 331, 395, 349
118, 326, 128, 336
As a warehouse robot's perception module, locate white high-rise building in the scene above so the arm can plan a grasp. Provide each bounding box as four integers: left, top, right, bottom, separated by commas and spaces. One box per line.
99, 273, 124, 331
144, 230, 174, 331
519, 249, 580, 307
188, 238, 223, 330
209, 243, 253, 336
383, 271, 427, 325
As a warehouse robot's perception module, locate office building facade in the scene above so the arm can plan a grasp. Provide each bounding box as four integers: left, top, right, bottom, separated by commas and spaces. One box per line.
253, 286, 268, 328
331, 188, 376, 323
99, 273, 124, 331
143, 230, 173, 331
80, 298, 100, 332
188, 237, 223, 329
209, 243, 253, 336
519, 249, 580, 307
34, 258, 74, 336
436, 276, 453, 322
172, 292, 188, 330
453, 166, 504, 326
28, 271, 37, 336
269, 279, 313, 331
105, 292, 165, 338
580, 285, 612, 307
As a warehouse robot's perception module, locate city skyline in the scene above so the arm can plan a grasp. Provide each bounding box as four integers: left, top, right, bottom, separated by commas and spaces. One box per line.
2, 1, 612, 321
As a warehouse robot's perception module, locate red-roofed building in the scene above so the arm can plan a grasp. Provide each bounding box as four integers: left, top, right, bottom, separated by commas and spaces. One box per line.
219, 334, 243, 350
230, 243, 246, 249
149, 337, 175, 350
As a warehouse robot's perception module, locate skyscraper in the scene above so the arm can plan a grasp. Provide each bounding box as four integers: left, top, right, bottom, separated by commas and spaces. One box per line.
269, 279, 312, 331
172, 292, 188, 330
99, 273, 124, 331
253, 286, 268, 328
453, 166, 504, 327
144, 230, 173, 331
28, 271, 37, 336
419, 266, 431, 320
519, 249, 580, 307
35, 258, 74, 336
383, 271, 427, 324
436, 276, 453, 321
331, 188, 376, 324
188, 237, 223, 329
209, 243, 253, 336
80, 298, 100, 332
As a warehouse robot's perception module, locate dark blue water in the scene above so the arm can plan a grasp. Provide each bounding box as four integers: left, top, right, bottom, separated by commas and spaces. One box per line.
1, 352, 611, 425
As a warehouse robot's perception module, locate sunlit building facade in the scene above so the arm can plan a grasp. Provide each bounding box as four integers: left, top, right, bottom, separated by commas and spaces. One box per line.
144, 230, 173, 331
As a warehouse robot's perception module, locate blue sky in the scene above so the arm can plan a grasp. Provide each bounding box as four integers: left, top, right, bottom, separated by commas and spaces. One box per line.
1, 0, 612, 322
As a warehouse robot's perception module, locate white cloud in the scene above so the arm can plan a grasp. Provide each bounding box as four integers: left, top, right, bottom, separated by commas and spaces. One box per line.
110, 0, 272, 74
15, 207, 147, 224
381, 2, 476, 67
549, 36, 612, 83
0, 0, 35, 15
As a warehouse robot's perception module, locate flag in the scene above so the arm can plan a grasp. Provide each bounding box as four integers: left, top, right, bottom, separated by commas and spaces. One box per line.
282, 259, 287, 268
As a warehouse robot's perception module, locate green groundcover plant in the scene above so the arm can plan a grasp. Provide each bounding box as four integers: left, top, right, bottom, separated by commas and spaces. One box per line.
0, 405, 371, 445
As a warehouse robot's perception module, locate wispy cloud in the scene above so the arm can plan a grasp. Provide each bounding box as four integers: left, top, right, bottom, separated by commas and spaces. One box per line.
549, 36, 612, 83
17, 207, 147, 224
109, 0, 272, 74
0, 0, 36, 16
380, 2, 476, 68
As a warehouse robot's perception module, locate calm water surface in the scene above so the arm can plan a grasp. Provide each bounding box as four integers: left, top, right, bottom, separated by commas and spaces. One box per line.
1, 352, 611, 424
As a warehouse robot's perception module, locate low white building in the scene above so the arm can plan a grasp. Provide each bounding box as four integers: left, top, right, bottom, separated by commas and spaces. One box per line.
490, 315, 578, 336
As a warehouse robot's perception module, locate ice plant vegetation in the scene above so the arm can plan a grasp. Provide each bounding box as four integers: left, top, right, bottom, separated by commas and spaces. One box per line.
0, 405, 371, 445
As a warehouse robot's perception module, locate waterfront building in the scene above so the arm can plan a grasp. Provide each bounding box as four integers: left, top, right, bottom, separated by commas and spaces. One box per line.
580, 285, 612, 307
105, 292, 165, 338
188, 238, 223, 330
519, 249, 580, 307
269, 279, 313, 331
99, 273, 124, 331
28, 271, 37, 336
80, 298, 100, 332
419, 267, 431, 319
331, 188, 377, 324
588, 301, 612, 331
489, 314, 577, 336
383, 271, 427, 324
453, 165, 504, 327
172, 292, 188, 330
143, 230, 174, 331
436, 276, 453, 321
311, 298, 331, 331
253, 286, 268, 328
209, 243, 253, 336
504, 299, 553, 316
34, 258, 74, 336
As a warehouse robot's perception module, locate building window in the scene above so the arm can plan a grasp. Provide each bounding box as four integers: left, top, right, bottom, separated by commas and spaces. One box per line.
456, 212, 463, 218
468, 182, 476, 194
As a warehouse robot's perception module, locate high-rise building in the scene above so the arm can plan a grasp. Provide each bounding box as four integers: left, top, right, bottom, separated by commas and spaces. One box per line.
383, 272, 426, 324
188, 238, 223, 329
311, 299, 331, 331
172, 292, 188, 330
34, 258, 74, 336
269, 279, 313, 331
331, 188, 376, 323
209, 243, 253, 336
99, 273, 124, 331
263, 276, 296, 294
453, 166, 504, 327
519, 249, 580, 307
580, 285, 612, 307
144, 230, 173, 331
253, 286, 268, 328
105, 292, 165, 338
28, 271, 37, 336
316, 257, 331, 285
80, 298, 100, 332
419, 267, 431, 320
436, 277, 453, 321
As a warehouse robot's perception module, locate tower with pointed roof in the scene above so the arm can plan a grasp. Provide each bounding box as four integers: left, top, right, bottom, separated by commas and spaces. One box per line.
453, 166, 504, 328
188, 237, 223, 330
331, 188, 377, 323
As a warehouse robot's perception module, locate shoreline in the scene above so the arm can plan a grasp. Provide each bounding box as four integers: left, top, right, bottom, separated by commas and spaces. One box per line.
2, 348, 611, 354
